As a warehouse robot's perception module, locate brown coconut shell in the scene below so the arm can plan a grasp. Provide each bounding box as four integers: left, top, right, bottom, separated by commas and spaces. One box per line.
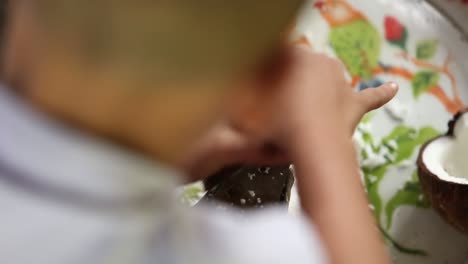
417, 109, 468, 235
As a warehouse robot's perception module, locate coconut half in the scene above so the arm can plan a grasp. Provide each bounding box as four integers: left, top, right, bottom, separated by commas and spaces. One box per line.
418, 109, 468, 235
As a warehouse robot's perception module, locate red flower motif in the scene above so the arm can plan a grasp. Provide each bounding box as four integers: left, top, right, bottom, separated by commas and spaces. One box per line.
384, 16, 405, 41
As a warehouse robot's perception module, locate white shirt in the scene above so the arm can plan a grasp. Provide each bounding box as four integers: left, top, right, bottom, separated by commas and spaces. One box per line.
0, 87, 326, 264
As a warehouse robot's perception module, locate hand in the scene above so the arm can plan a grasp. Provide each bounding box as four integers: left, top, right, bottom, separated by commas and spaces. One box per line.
181, 46, 397, 182
234, 46, 398, 148
180, 121, 288, 182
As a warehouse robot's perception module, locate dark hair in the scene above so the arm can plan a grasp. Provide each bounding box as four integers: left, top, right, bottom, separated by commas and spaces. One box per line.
0, 0, 7, 48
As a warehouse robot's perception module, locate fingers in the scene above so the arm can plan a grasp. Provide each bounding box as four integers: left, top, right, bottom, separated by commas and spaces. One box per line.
355, 82, 398, 115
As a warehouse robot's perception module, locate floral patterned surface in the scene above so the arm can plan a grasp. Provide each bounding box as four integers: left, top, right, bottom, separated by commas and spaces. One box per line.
292, 0, 468, 263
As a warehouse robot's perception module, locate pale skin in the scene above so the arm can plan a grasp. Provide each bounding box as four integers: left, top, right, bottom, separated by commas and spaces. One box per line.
4, 1, 396, 263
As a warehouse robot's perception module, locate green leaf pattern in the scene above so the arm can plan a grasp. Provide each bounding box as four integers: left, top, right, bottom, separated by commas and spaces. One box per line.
385, 172, 430, 229
416, 39, 438, 60
412, 71, 440, 99
361, 125, 438, 219
358, 123, 439, 255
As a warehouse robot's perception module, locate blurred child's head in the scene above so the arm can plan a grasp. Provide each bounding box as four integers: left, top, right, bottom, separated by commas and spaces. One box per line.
2, 0, 302, 164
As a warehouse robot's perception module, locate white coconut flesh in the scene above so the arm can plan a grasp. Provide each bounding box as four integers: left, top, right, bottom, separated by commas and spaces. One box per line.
423, 113, 468, 185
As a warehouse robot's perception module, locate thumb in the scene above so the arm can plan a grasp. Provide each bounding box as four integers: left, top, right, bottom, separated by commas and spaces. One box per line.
356, 82, 398, 114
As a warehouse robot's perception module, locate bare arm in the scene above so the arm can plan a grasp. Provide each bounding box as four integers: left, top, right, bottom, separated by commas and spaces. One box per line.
280, 48, 395, 263
292, 123, 389, 264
